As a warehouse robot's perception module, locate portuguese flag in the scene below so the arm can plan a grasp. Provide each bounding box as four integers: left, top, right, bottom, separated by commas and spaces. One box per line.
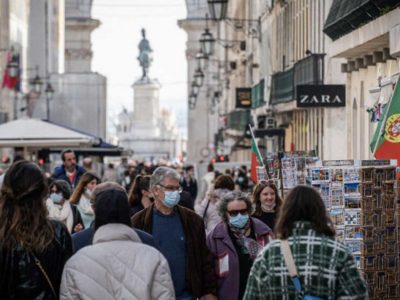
370, 80, 400, 160
249, 125, 265, 183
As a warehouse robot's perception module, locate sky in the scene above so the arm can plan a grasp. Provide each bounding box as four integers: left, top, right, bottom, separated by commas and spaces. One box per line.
91, 0, 188, 136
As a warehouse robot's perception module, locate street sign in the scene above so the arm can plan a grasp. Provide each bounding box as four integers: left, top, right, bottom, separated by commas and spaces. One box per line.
296, 84, 346, 107
236, 88, 252, 109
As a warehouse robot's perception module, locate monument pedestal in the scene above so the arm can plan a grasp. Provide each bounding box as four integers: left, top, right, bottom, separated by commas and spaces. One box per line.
131, 78, 161, 138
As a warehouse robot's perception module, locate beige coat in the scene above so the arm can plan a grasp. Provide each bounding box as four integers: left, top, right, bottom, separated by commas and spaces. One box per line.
60, 223, 175, 300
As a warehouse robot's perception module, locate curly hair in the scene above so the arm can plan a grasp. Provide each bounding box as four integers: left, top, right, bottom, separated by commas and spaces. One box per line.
0, 161, 54, 251
252, 181, 283, 216
275, 185, 335, 239
217, 191, 253, 222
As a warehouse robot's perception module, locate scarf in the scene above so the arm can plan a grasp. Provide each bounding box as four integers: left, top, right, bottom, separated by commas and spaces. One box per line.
229, 221, 263, 260
46, 198, 74, 233
261, 202, 276, 212
79, 194, 94, 215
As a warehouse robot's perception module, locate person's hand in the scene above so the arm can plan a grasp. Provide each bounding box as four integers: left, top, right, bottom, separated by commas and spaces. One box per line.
204, 294, 217, 300
74, 223, 83, 232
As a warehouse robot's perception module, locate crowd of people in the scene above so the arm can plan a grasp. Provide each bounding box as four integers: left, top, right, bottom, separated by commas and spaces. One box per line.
0, 149, 369, 299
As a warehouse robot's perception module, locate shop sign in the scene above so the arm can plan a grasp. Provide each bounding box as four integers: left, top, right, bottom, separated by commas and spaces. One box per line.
236, 88, 252, 109
296, 85, 346, 107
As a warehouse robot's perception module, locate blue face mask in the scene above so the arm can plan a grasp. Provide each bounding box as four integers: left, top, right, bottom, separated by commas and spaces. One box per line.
162, 191, 180, 208
50, 192, 63, 204
229, 213, 249, 229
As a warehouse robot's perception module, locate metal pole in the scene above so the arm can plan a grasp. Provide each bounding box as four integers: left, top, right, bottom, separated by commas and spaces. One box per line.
44, 0, 49, 120
46, 94, 50, 120
13, 91, 17, 120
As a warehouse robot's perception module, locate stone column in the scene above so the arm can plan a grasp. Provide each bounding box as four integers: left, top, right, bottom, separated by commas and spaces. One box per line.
131, 78, 161, 138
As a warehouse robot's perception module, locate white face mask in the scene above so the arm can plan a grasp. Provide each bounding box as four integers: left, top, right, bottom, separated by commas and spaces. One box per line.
50, 192, 63, 204
261, 202, 276, 212
162, 191, 180, 208
85, 188, 93, 197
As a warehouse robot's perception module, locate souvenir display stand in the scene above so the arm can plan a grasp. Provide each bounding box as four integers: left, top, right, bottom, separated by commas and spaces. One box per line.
305, 160, 399, 299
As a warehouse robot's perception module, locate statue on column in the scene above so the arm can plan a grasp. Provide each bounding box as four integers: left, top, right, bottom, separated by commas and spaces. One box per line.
137, 28, 153, 79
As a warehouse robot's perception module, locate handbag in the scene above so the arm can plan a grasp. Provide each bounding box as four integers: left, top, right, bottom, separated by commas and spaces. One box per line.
202, 199, 211, 220
280, 240, 324, 300
32, 253, 57, 299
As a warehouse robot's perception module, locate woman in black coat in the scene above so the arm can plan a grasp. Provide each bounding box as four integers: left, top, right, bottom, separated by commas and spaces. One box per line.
0, 161, 73, 299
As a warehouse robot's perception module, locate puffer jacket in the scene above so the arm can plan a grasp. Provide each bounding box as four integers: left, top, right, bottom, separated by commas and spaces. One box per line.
0, 220, 73, 300
60, 223, 175, 300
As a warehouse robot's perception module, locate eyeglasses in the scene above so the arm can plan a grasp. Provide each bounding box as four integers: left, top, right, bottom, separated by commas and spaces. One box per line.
227, 209, 248, 216
259, 179, 275, 185
157, 184, 183, 193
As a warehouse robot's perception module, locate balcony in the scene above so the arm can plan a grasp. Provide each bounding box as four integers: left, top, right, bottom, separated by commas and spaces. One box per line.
271, 54, 325, 105
226, 110, 251, 131
294, 54, 325, 86
251, 79, 265, 108
270, 68, 294, 104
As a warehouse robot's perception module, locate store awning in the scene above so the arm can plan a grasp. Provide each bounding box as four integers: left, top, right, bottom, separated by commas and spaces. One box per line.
0, 118, 97, 148
48, 141, 129, 157
323, 0, 400, 40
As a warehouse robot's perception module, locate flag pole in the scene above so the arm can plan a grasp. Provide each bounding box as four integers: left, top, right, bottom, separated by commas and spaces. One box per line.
249, 124, 265, 168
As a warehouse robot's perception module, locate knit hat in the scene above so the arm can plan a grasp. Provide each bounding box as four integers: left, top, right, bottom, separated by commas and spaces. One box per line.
52, 179, 72, 200
94, 188, 131, 231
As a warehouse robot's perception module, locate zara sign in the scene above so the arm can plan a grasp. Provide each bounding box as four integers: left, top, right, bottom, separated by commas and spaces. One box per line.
296, 85, 346, 107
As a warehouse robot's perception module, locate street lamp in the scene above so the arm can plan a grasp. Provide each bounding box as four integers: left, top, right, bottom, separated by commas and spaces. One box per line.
189, 92, 197, 110
208, 0, 228, 21
196, 48, 208, 71
45, 82, 54, 100
7, 60, 19, 78
194, 68, 205, 87
30, 75, 43, 94
199, 15, 216, 56
207, 0, 260, 39
45, 82, 54, 120
191, 81, 200, 96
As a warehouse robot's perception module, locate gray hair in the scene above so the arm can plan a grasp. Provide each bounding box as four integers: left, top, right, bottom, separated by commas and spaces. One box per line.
150, 166, 180, 188
218, 191, 253, 222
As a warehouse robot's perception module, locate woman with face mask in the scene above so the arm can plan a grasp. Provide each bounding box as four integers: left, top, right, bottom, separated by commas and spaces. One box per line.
252, 180, 283, 230
47, 179, 84, 233
206, 191, 274, 300
69, 172, 100, 229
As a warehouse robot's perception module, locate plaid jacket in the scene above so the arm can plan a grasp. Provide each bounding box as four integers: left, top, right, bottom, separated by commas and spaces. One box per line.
243, 221, 368, 300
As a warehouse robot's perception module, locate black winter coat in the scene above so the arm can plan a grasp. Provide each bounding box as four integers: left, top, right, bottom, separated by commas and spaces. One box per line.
0, 221, 73, 300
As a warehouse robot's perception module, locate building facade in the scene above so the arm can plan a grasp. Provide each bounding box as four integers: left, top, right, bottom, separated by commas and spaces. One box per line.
0, 0, 31, 122
325, 1, 400, 159
0, 0, 107, 139
180, 0, 400, 163
33, 0, 107, 139
178, 0, 219, 164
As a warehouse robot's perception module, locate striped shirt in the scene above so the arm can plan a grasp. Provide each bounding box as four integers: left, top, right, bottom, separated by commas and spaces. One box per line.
244, 221, 368, 300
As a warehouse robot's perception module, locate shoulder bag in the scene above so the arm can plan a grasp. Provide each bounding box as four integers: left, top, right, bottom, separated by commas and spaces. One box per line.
280, 240, 323, 300
32, 253, 57, 299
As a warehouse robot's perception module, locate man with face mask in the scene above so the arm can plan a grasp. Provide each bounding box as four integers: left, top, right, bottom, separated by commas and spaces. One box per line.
132, 166, 217, 300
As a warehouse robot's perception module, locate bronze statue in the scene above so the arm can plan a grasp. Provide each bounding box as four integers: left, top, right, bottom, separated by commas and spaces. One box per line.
137, 28, 153, 79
